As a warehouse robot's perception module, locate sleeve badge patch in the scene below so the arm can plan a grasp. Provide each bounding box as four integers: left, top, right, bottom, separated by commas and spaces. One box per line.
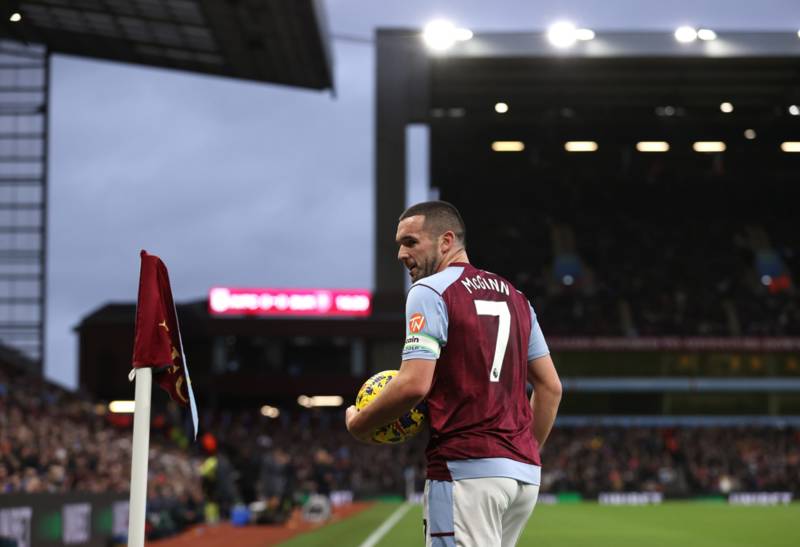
409, 312, 426, 333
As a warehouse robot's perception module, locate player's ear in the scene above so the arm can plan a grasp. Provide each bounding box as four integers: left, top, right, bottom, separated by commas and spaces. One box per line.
440, 230, 455, 253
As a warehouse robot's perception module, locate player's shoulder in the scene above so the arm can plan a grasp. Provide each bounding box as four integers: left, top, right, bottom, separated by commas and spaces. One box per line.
411, 265, 466, 297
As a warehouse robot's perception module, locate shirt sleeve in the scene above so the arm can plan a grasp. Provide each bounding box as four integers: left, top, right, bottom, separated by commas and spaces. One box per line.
402, 284, 448, 361
528, 302, 550, 360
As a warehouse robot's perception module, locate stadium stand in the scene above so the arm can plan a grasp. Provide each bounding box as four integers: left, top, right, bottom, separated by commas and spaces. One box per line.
4, 361, 799, 507
462, 172, 800, 338
0, 362, 203, 539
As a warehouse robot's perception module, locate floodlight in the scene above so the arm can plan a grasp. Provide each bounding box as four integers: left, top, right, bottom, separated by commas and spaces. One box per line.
565, 141, 598, 152
636, 142, 670, 152
548, 22, 578, 48
698, 29, 717, 41
109, 400, 136, 413
781, 142, 800, 153
693, 141, 726, 153
675, 26, 698, 43
423, 19, 472, 51
423, 20, 456, 51
492, 141, 525, 152
260, 405, 280, 418
297, 395, 343, 407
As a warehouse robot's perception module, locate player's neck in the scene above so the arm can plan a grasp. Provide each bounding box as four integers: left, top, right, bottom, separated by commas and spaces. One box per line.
438, 249, 469, 272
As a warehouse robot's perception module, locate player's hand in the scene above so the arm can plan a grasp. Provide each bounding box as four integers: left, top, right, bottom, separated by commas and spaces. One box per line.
345, 405, 374, 444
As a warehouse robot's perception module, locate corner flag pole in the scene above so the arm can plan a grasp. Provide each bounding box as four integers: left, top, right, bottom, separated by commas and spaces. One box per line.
127, 367, 152, 547
127, 250, 199, 546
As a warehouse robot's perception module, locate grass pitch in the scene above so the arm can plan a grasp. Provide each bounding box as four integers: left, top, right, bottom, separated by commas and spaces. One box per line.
277, 501, 800, 547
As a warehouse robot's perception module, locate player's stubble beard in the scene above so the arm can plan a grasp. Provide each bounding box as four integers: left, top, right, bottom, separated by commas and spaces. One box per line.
411, 248, 442, 283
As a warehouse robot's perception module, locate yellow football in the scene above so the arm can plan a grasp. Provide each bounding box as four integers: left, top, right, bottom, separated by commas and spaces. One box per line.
355, 370, 427, 444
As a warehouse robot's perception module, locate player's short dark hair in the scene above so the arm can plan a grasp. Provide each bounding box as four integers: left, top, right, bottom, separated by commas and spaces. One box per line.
399, 200, 466, 245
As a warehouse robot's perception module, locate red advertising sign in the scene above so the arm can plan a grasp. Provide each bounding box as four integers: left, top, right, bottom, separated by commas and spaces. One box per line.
208, 287, 372, 317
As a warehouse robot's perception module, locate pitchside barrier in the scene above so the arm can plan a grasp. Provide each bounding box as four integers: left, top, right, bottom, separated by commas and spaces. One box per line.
0, 493, 128, 547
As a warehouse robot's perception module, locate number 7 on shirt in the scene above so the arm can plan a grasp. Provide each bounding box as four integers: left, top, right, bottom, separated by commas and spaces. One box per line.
474, 300, 510, 382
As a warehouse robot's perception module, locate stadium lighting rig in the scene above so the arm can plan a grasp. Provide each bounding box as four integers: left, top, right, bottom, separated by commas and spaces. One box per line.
547, 21, 595, 48
422, 19, 473, 51
675, 26, 717, 43
495, 102, 509, 114
9, 12, 22, 22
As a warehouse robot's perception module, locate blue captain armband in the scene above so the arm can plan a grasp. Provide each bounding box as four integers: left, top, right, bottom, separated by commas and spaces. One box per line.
403, 332, 441, 360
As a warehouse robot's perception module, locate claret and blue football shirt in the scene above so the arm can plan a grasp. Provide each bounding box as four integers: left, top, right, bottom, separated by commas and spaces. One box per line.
402, 263, 549, 483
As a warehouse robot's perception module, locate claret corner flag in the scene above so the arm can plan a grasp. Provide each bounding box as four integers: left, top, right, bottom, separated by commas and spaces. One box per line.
131, 250, 198, 438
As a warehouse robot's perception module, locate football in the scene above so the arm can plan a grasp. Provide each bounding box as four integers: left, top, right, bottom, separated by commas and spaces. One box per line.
355, 370, 427, 444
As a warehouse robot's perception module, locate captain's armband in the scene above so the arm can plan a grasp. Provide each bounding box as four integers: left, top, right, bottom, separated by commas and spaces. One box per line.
403, 332, 441, 359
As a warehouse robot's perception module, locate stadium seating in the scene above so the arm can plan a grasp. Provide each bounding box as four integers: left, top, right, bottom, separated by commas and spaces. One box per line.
464, 174, 799, 337
4, 362, 798, 505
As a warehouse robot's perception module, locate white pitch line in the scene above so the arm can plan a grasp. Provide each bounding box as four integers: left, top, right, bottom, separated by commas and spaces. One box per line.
358, 503, 412, 547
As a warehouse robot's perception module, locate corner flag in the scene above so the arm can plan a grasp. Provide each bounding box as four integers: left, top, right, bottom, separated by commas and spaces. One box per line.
132, 250, 198, 437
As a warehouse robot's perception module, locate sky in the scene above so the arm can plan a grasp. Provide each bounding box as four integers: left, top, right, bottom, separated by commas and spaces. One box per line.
43, 0, 800, 389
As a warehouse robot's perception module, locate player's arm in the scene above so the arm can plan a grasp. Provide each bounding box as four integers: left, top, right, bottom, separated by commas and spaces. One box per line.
525, 302, 561, 449
345, 358, 434, 441
528, 353, 562, 449
346, 284, 446, 442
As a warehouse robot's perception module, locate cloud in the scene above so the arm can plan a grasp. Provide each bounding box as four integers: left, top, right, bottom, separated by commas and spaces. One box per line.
46, 41, 374, 387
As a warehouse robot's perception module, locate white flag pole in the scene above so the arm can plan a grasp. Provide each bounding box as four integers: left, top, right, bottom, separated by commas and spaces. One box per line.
127, 367, 152, 547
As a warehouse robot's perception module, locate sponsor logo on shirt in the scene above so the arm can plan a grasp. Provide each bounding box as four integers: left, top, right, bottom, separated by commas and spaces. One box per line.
409, 312, 426, 333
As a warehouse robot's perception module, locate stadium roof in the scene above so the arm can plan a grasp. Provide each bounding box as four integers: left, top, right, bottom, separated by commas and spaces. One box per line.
449, 31, 800, 58
1, 0, 334, 90
374, 30, 800, 295
429, 31, 800, 121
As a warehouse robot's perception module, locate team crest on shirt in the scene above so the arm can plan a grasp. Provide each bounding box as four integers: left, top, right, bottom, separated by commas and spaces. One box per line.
409, 312, 426, 333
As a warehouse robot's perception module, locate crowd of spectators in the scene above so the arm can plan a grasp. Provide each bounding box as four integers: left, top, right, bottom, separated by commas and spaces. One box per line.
541, 426, 800, 496
0, 366, 204, 538
3, 361, 799, 507
463, 174, 799, 338
232, 413, 800, 499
